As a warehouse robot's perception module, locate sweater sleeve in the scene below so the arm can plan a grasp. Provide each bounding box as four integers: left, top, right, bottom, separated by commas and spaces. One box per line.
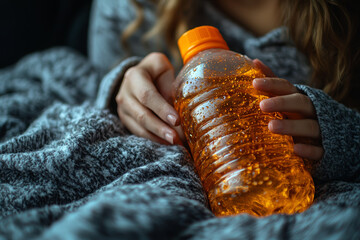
89, 0, 157, 111
95, 56, 142, 111
295, 84, 360, 183
88, 0, 156, 71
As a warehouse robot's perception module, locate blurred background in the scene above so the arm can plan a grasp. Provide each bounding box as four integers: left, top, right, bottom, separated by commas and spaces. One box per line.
0, 0, 93, 68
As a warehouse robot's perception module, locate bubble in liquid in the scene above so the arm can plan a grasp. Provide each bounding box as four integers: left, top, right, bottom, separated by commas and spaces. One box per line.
175, 51, 314, 217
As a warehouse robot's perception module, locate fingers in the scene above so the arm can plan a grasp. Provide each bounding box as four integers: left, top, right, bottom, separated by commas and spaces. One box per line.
269, 119, 323, 161
138, 52, 173, 80
119, 111, 170, 145
294, 143, 324, 161
269, 119, 321, 139
249, 64, 323, 161
118, 94, 179, 143
138, 52, 176, 103
116, 52, 184, 145
124, 67, 180, 126
253, 77, 299, 96
260, 93, 316, 118
252, 59, 276, 77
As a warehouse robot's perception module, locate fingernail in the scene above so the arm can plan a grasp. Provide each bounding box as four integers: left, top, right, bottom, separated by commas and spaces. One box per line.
269, 120, 281, 132
165, 132, 174, 144
260, 99, 274, 111
253, 78, 267, 87
167, 114, 177, 126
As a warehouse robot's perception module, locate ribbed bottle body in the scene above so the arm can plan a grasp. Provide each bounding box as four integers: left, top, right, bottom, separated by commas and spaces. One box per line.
174, 49, 314, 217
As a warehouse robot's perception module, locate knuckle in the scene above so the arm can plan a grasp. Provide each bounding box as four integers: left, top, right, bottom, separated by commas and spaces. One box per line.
138, 88, 153, 105
147, 52, 167, 62
295, 93, 310, 106
115, 94, 124, 105
274, 96, 285, 107
115, 95, 125, 108
308, 120, 319, 135
124, 66, 138, 80
145, 52, 173, 72
135, 111, 148, 125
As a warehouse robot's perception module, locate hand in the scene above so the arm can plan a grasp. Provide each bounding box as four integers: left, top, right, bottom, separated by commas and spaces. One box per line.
252, 59, 324, 161
116, 52, 185, 145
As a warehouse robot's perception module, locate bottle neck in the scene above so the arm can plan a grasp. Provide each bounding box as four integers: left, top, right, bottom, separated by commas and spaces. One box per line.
183, 44, 229, 64
178, 26, 229, 64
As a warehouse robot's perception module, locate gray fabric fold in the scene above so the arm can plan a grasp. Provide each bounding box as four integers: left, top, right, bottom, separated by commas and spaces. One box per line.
0, 45, 359, 240
0, 0, 359, 238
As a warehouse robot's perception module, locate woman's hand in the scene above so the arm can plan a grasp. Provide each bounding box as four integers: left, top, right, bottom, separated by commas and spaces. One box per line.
116, 52, 185, 145
252, 59, 324, 161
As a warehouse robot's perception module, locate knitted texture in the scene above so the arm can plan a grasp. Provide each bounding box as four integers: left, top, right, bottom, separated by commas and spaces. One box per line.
296, 85, 360, 183
0, 47, 359, 240
0, 0, 359, 238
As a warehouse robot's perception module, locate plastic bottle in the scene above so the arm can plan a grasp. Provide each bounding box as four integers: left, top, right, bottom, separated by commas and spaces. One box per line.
174, 26, 314, 217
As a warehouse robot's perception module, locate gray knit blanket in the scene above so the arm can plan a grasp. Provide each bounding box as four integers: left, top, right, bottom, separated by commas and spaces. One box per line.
1, 48, 359, 240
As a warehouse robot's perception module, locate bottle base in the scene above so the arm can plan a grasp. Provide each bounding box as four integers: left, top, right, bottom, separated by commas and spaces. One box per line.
207, 164, 315, 217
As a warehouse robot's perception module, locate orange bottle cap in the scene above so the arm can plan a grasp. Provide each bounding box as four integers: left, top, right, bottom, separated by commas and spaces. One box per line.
178, 26, 229, 64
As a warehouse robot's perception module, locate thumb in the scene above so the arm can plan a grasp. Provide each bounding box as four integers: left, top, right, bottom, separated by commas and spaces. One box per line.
156, 68, 176, 105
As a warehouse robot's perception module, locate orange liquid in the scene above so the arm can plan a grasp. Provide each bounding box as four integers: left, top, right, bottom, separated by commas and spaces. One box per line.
175, 67, 314, 217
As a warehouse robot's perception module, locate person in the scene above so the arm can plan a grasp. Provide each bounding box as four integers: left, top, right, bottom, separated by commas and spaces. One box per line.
90, 0, 360, 181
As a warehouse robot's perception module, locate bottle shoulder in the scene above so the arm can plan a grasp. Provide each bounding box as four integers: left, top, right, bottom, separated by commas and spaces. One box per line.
174, 48, 265, 101
177, 48, 255, 81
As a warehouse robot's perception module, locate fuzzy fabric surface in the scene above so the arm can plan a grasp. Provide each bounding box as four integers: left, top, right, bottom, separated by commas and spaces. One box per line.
1, 2, 360, 238
0, 46, 360, 240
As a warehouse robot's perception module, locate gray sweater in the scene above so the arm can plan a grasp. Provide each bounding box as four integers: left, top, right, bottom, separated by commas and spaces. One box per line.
0, 0, 359, 239
90, 0, 359, 183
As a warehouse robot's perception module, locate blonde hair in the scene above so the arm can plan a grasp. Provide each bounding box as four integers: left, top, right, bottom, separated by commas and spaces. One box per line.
122, 0, 360, 108
121, 0, 194, 66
